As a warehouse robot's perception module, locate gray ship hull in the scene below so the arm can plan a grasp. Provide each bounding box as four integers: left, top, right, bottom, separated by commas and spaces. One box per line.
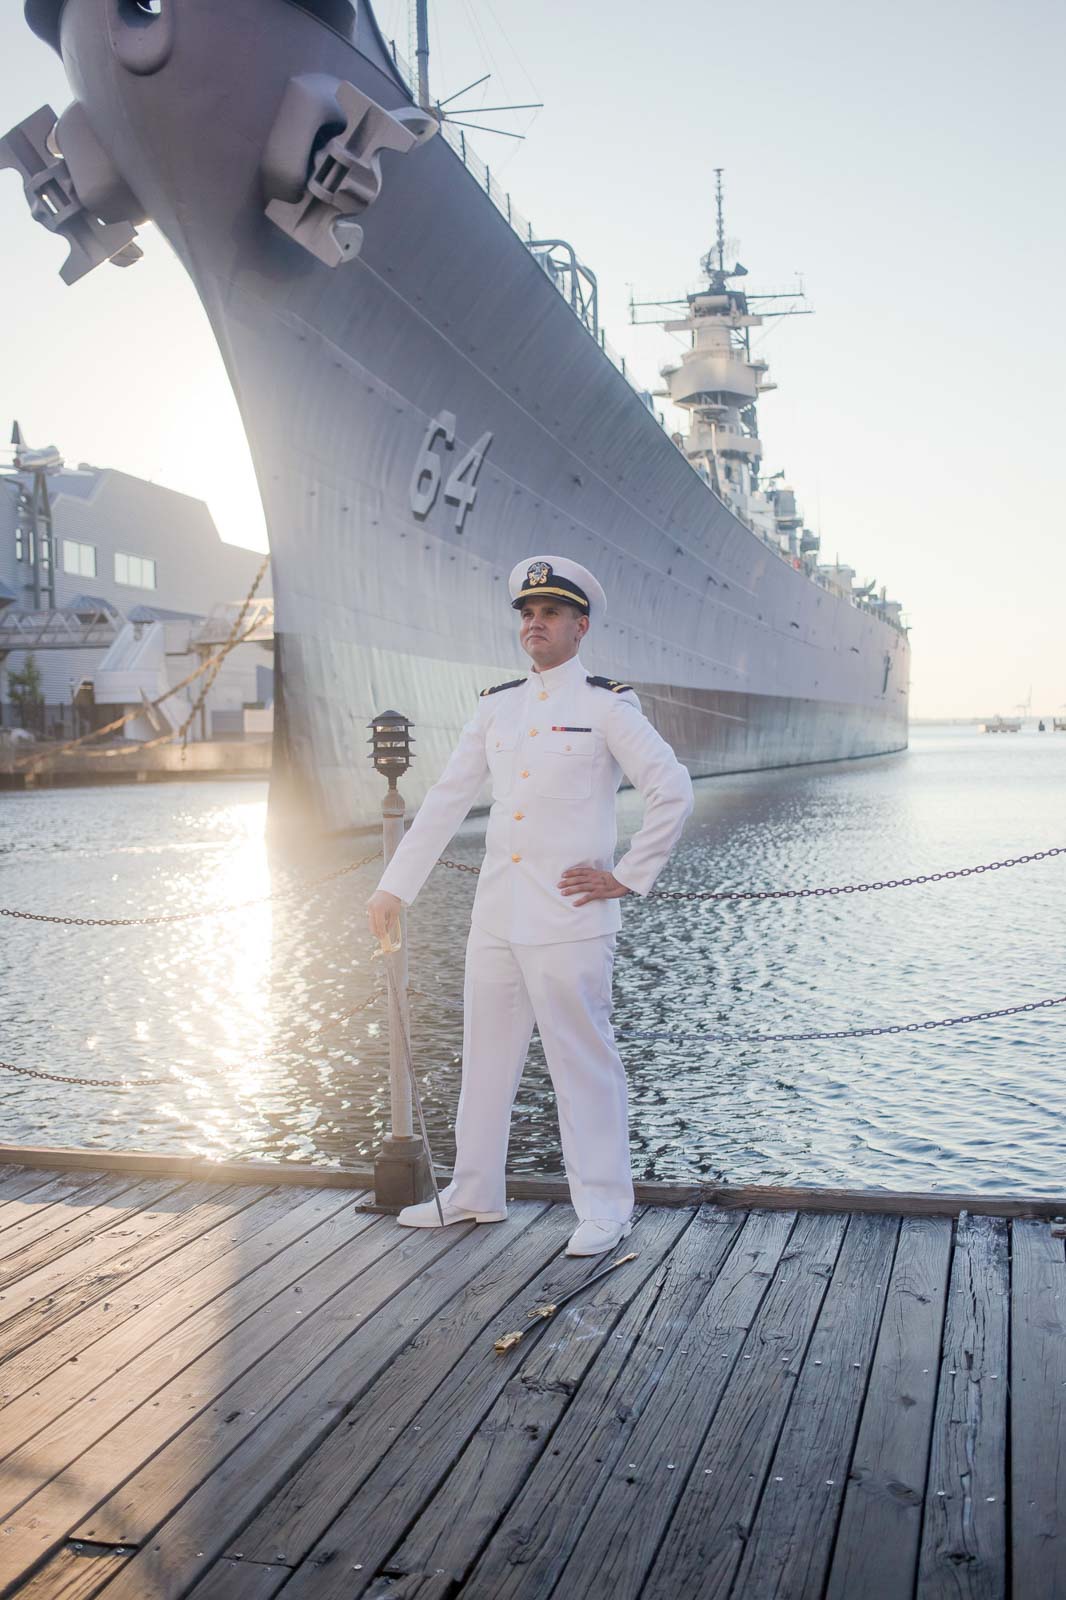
26, 0, 908, 831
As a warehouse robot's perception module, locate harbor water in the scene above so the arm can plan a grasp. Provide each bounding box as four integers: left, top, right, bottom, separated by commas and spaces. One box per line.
1, 724, 1063, 1196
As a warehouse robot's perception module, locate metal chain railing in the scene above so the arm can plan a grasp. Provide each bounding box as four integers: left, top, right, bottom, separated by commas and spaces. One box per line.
18, 555, 270, 774
0, 849, 381, 929
3, 824, 1064, 1091
410, 984, 1066, 1045
4, 843, 1061, 929
438, 845, 1066, 899
613, 992, 1066, 1045
6, 978, 1063, 1092
0, 988, 383, 1089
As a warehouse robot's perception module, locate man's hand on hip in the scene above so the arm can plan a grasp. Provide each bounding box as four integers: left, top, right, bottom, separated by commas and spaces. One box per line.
367, 889, 403, 940
558, 867, 630, 907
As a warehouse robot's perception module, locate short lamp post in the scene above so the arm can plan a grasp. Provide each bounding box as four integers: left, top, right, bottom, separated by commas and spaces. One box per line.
368, 711, 432, 1208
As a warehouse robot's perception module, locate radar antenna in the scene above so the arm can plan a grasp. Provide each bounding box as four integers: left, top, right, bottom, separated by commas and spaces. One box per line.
415, 0, 430, 110
714, 166, 726, 275
699, 168, 747, 284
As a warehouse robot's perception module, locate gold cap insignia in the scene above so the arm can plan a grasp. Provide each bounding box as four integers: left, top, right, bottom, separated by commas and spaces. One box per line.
527, 560, 551, 587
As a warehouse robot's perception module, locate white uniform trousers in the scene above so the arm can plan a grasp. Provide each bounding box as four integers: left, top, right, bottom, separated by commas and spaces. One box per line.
440, 924, 635, 1224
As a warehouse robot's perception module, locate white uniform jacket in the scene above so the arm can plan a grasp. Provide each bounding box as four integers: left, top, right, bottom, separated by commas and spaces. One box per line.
377, 653, 694, 944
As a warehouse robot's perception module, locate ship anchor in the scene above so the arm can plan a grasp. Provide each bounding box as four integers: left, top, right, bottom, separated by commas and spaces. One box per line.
262, 75, 437, 268
0, 101, 146, 285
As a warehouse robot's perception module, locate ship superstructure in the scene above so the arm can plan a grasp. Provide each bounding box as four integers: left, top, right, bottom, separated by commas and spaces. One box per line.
637, 172, 903, 629
4, 0, 909, 831
648, 170, 786, 545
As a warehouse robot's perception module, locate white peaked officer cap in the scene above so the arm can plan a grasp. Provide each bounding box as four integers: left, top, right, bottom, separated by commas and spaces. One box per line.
508, 556, 607, 623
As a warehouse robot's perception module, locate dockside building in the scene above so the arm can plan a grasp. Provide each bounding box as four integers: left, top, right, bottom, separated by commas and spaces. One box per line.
0, 445, 270, 739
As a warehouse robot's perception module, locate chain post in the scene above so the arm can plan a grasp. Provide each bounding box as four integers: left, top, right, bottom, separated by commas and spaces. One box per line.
382, 779, 414, 1142
368, 710, 432, 1208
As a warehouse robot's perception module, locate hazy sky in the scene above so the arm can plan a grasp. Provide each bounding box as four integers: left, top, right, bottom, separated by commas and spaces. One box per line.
2, 0, 1063, 717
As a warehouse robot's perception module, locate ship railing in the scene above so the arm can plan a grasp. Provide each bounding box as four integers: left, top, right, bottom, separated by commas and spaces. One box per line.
392, 93, 661, 418
385, 45, 899, 634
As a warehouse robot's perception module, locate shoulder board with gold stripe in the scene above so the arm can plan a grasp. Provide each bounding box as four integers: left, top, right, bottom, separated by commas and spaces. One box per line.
480, 678, 525, 697
586, 674, 634, 694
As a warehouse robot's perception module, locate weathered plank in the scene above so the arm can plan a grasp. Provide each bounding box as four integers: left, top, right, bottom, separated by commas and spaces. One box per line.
203, 1205, 574, 1576
916, 1212, 1010, 1598
193, 1567, 453, 1600
0, 1195, 382, 1559
364, 1576, 456, 1600
0, 1184, 324, 1411
0, 1182, 271, 1367
232, 1209, 739, 1587
640, 1208, 849, 1600
1010, 1219, 1066, 1599
0, 1172, 133, 1261
0, 1166, 67, 1216
169, 1556, 288, 1600
0, 1174, 164, 1284
460, 1208, 790, 1600
275, 1207, 696, 1600
825, 1215, 952, 1599
730, 1212, 900, 1597
10, 1542, 133, 1600
67, 1208, 552, 1600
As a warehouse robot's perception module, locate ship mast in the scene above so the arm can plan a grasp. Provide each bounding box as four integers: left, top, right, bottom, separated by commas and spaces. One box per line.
415, 0, 431, 110
630, 170, 812, 557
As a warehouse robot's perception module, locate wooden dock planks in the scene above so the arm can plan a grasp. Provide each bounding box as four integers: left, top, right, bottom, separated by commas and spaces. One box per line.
826, 1214, 953, 1599
0, 1166, 1062, 1600
1010, 1218, 1066, 1599
916, 1213, 1010, 1598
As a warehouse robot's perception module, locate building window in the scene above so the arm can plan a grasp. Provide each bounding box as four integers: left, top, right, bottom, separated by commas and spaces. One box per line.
115, 551, 157, 589
63, 539, 97, 578
15, 526, 26, 562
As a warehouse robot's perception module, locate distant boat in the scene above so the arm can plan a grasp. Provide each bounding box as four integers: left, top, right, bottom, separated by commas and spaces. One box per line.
983, 716, 1022, 733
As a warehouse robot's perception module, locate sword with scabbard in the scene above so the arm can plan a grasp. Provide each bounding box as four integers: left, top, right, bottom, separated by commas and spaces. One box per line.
493, 1250, 639, 1353
374, 923, 445, 1226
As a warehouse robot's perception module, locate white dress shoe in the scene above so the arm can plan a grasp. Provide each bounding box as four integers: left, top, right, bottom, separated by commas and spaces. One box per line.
566, 1217, 634, 1257
397, 1197, 507, 1228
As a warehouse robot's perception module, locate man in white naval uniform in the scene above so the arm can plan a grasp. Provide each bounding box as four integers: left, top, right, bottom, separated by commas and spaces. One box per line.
367, 556, 693, 1256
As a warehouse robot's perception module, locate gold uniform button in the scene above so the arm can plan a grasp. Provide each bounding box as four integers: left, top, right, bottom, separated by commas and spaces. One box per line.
538, 691, 549, 701
565, 744, 572, 751
520, 769, 530, 779
529, 728, 539, 737
513, 811, 524, 820
511, 853, 522, 863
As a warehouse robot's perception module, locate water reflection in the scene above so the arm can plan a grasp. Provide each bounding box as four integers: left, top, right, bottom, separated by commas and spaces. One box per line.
1, 724, 1064, 1194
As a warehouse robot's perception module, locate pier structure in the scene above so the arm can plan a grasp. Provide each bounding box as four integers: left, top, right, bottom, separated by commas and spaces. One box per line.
1, 725, 1064, 1595
0, 1147, 1061, 1599
0, 430, 270, 742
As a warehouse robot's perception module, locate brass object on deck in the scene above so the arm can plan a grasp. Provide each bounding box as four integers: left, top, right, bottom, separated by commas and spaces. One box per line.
494, 1251, 639, 1353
